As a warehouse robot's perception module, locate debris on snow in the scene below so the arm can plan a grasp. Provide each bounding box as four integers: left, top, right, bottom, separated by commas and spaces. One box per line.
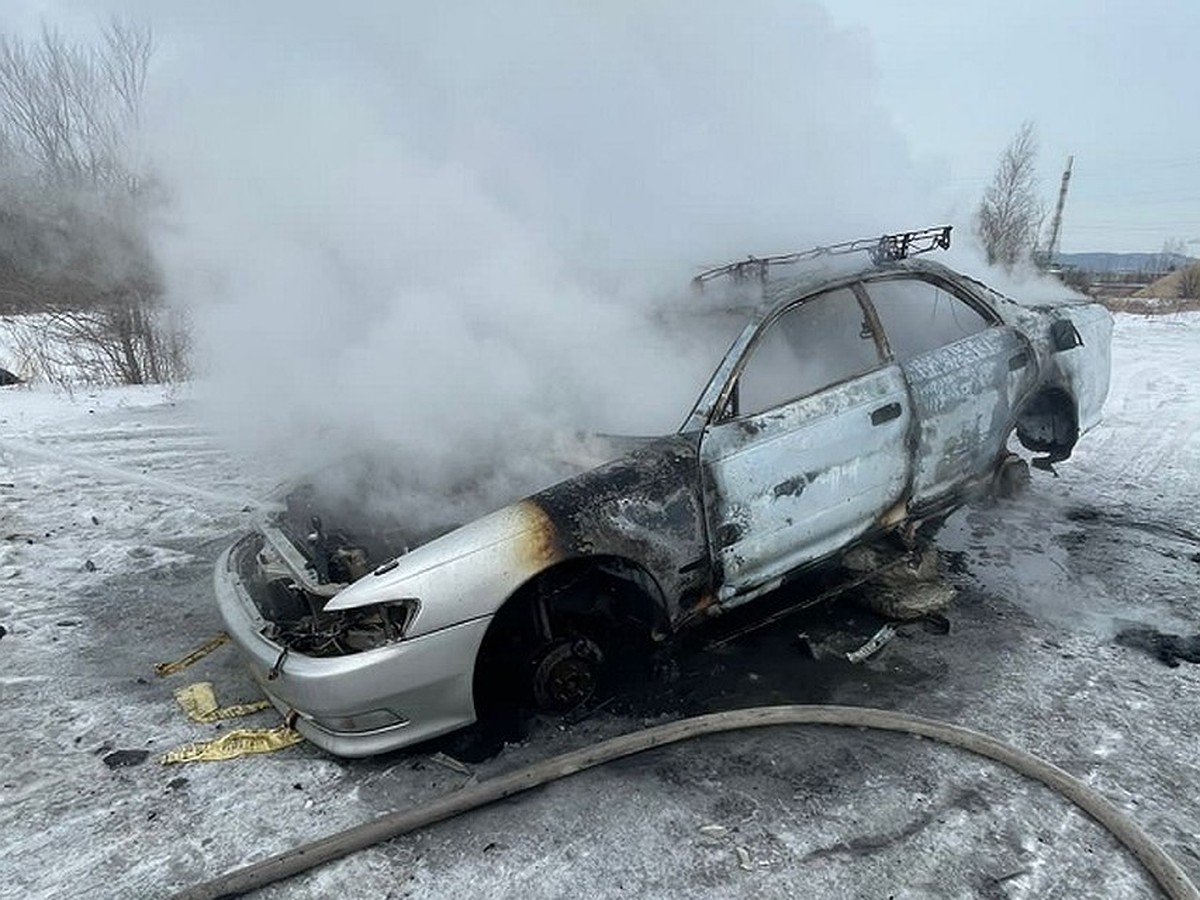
103, 749, 150, 769
428, 752, 474, 777
1115, 626, 1200, 668
736, 846, 753, 871
845, 623, 898, 664
160, 726, 304, 765
154, 633, 232, 677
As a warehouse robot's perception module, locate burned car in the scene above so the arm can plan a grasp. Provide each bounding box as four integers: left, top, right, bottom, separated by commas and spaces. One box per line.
214, 227, 1112, 756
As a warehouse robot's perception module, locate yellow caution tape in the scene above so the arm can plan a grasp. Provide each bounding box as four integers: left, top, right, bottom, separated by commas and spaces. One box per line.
160, 726, 304, 765
174, 681, 272, 723
161, 681, 302, 764
154, 633, 230, 677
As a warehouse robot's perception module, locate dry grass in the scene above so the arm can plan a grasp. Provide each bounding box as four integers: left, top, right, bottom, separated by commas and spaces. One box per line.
1133, 270, 1182, 299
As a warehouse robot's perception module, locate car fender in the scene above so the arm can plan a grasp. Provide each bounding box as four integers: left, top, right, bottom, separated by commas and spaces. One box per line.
323, 500, 564, 637
326, 435, 712, 636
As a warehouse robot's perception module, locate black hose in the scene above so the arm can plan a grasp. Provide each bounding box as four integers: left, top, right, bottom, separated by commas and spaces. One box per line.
172, 705, 1199, 900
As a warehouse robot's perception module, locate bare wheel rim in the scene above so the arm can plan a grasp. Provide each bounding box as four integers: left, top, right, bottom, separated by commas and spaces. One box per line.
531, 637, 604, 711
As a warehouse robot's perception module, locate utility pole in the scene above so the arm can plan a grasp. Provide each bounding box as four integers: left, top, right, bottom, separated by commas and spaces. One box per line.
1043, 155, 1074, 266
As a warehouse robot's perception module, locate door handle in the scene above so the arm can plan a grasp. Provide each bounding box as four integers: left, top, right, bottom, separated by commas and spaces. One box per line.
1008, 351, 1029, 371
870, 402, 902, 426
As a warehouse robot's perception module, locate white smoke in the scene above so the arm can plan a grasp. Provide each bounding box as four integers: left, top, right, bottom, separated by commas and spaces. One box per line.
23, 2, 967, 514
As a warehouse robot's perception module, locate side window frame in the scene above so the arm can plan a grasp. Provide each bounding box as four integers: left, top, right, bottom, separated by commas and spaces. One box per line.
713, 282, 886, 423
859, 273, 1000, 363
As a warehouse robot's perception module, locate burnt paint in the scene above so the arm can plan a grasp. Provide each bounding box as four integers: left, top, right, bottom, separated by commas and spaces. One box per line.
898, 328, 1029, 505
530, 433, 710, 626
716, 521, 743, 547
772, 475, 806, 499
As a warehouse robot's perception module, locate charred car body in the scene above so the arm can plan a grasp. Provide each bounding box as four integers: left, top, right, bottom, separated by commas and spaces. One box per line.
214, 228, 1112, 756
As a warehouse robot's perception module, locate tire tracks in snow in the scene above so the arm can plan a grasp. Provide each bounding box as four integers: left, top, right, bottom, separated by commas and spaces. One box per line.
0, 433, 274, 513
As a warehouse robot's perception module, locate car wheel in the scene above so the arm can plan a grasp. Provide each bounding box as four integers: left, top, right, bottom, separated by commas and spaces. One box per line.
531, 635, 605, 712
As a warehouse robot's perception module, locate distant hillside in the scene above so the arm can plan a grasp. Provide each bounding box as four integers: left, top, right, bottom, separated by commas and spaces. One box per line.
1056, 251, 1194, 273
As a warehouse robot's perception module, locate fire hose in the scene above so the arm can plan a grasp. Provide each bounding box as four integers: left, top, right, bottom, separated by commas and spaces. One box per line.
172, 705, 1199, 900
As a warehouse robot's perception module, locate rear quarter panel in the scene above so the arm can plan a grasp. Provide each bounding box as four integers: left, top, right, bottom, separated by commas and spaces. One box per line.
1053, 302, 1113, 433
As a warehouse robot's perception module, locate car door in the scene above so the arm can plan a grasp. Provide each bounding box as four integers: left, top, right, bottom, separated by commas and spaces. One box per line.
699, 285, 913, 605
861, 274, 1036, 507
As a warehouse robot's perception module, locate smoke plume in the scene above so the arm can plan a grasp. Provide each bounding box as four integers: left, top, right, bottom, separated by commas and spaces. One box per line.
44, 2, 966, 516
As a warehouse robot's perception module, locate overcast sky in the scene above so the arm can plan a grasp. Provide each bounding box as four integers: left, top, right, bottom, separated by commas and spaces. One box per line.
828, 0, 1200, 253
5, 0, 1196, 256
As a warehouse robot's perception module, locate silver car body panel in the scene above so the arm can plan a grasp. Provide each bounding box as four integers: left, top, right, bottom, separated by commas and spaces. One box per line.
1042, 301, 1113, 433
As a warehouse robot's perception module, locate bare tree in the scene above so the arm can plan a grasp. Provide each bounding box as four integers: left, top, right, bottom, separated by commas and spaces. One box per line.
0, 21, 186, 385
974, 122, 1044, 272
1179, 263, 1200, 300
0, 22, 151, 189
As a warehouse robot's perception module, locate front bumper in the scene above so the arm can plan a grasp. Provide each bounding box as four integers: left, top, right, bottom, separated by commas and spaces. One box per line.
214, 535, 492, 757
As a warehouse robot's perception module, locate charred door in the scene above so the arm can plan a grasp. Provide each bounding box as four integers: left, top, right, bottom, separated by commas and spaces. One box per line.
863, 276, 1035, 507
700, 287, 913, 604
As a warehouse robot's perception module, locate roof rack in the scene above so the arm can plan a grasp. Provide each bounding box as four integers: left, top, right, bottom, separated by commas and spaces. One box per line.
692, 225, 952, 289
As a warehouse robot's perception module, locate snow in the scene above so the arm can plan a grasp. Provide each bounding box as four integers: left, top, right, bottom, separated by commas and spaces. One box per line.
1, 312, 1199, 899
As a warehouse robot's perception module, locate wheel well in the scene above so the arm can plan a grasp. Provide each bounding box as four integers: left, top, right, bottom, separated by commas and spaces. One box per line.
471, 556, 667, 719
1015, 387, 1079, 459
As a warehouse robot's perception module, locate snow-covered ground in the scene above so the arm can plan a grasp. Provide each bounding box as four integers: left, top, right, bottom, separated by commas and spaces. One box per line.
2, 312, 1199, 899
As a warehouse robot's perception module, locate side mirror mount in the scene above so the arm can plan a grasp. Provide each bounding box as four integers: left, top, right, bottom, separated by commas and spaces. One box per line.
1051, 319, 1083, 352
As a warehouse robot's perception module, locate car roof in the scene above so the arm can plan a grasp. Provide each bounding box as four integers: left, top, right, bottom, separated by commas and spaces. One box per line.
748, 256, 965, 320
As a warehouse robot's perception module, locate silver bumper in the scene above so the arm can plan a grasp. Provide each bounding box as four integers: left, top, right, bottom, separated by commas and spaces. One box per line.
213, 535, 492, 757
